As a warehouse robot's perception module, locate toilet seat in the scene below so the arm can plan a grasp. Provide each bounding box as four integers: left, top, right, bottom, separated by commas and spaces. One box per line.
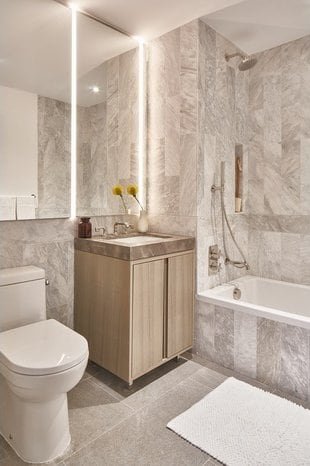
0, 319, 88, 376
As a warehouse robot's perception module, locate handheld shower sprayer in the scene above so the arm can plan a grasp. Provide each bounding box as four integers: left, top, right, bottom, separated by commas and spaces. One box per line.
220, 161, 225, 189
211, 161, 249, 271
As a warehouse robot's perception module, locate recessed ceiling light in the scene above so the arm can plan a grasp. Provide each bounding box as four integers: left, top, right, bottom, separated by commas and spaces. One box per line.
90, 85, 100, 94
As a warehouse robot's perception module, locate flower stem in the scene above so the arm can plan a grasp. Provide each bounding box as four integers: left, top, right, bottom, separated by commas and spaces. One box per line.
120, 194, 128, 213
134, 195, 144, 211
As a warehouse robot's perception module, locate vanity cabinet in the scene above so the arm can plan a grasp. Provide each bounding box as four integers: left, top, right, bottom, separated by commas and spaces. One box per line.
75, 249, 194, 384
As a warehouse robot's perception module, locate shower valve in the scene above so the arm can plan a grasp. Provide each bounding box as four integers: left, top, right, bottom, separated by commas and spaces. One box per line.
209, 245, 222, 274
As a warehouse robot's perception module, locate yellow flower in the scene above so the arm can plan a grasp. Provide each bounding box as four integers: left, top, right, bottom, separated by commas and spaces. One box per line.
112, 184, 124, 196
127, 184, 138, 196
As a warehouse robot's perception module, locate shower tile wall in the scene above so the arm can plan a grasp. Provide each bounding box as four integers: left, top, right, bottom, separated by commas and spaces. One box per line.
147, 18, 250, 265
197, 21, 249, 291
77, 47, 139, 217
248, 35, 310, 285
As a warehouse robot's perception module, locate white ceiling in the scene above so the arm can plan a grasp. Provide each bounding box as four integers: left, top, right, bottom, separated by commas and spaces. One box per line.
2, 0, 309, 104
202, 0, 310, 54
0, 0, 243, 104
71, 0, 244, 40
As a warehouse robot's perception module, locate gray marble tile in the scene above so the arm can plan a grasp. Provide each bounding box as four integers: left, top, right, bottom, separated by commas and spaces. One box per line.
234, 311, 257, 378
179, 133, 197, 216
37, 96, 71, 219
214, 306, 234, 369
121, 360, 201, 411
257, 318, 282, 387
194, 301, 215, 361
66, 378, 134, 458
189, 366, 227, 390
147, 214, 197, 237
278, 324, 309, 400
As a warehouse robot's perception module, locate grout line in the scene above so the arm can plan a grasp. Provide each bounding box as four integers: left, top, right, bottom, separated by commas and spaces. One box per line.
122, 368, 205, 413
64, 362, 202, 462
63, 405, 137, 463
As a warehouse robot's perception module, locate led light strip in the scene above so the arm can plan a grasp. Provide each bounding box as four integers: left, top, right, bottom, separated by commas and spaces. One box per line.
136, 37, 145, 208
70, 4, 77, 219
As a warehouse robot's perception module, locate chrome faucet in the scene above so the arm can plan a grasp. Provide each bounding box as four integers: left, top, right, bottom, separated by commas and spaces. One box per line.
95, 226, 106, 236
113, 222, 134, 235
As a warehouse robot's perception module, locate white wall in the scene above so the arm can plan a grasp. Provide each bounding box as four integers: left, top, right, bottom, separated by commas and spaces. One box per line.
0, 85, 38, 197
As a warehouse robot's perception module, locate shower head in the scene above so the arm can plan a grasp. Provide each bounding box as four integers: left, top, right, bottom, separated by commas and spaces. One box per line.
225, 52, 257, 71
238, 56, 257, 71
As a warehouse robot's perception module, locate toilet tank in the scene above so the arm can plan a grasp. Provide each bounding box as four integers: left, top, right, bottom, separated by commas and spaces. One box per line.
0, 266, 46, 332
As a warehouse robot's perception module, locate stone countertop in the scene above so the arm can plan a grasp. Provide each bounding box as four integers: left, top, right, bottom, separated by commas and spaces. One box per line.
74, 232, 195, 261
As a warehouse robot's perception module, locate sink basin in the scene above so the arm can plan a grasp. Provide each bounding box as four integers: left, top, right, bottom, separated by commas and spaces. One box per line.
103, 235, 170, 246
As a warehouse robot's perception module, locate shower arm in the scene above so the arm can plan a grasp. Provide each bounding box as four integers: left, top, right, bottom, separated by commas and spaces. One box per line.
225, 52, 245, 61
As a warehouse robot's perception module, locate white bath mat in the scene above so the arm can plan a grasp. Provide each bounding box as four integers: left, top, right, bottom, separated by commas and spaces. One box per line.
167, 377, 310, 466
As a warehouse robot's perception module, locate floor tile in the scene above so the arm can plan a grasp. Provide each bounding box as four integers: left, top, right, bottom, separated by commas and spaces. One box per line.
190, 366, 227, 390
65, 377, 210, 466
1, 354, 307, 466
273, 389, 310, 409
122, 360, 202, 411
82, 361, 102, 381
205, 458, 224, 465
66, 378, 134, 455
89, 357, 192, 402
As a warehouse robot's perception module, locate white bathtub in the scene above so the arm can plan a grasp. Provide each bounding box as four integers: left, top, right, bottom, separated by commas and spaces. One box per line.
198, 275, 310, 329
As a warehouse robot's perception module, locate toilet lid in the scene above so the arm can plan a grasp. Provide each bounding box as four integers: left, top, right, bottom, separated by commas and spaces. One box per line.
0, 319, 89, 376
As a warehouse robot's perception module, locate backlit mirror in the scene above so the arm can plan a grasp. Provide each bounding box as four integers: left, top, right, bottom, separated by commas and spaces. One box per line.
76, 13, 140, 217
0, 0, 71, 220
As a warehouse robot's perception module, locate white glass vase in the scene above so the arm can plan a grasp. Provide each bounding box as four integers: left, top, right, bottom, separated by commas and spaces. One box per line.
137, 210, 149, 233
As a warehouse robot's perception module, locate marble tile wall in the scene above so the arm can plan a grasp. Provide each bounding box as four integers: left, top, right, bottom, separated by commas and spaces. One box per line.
148, 22, 310, 401
197, 21, 250, 291
195, 300, 310, 401
0, 214, 137, 329
248, 35, 310, 284
37, 96, 71, 219
77, 47, 140, 217
0, 218, 75, 327
147, 20, 250, 284
147, 20, 198, 236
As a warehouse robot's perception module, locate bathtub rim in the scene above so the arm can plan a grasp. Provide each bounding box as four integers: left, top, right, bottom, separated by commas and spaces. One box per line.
197, 275, 310, 330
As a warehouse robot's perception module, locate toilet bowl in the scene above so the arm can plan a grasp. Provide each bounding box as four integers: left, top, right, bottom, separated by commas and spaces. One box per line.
0, 267, 89, 463
0, 319, 88, 463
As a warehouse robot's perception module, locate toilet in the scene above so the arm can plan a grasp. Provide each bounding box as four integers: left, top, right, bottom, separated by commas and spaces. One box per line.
0, 266, 89, 463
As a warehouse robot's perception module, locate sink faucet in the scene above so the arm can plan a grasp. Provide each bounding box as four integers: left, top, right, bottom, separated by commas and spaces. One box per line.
94, 226, 106, 236
113, 222, 134, 235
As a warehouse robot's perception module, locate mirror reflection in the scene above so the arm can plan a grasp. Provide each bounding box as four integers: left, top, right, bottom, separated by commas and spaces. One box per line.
0, 0, 72, 220
76, 13, 139, 217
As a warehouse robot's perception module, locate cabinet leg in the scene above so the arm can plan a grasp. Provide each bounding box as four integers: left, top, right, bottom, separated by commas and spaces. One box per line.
127, 380, 134, 389
175, 355, 181, 362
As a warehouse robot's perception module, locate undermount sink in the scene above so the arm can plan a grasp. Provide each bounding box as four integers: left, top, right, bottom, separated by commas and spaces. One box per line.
103, 235, 170, 246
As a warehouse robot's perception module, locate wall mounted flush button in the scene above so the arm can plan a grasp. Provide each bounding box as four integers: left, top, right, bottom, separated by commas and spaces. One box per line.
208, 244, 221, 275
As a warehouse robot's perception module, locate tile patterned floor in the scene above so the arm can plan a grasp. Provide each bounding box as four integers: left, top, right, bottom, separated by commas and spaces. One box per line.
0, 354, 308, 466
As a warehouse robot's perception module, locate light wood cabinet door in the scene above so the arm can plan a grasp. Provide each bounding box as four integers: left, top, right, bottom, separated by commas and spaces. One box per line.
167, 252, 194, 357
75, 250, 131, 382
131, 259, 165, 379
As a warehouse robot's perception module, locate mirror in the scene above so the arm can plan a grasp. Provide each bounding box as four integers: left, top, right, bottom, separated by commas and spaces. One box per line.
76, 13, 140, 217
0, 0, 71, 220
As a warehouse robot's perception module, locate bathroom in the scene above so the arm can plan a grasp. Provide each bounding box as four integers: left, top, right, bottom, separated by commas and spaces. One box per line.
0, 0, 310, 464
